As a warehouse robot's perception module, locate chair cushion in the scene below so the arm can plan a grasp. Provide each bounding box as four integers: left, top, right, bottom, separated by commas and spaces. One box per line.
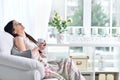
0, 31, 13, 55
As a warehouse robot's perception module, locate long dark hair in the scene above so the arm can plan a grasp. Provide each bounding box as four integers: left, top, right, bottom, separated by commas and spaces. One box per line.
25, 32, 38, 44
4, 20, 38, 44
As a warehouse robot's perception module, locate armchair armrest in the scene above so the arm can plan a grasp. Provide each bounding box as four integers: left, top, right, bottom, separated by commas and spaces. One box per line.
0, 54, 45, 78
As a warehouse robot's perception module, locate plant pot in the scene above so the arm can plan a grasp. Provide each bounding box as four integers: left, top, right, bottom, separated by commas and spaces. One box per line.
56, 33, 64, 44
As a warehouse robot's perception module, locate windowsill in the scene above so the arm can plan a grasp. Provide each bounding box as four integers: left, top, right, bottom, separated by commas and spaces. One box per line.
47, 41, 120, 47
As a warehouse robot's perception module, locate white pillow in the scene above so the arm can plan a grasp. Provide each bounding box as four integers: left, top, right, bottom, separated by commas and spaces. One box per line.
0, 31, 13, 55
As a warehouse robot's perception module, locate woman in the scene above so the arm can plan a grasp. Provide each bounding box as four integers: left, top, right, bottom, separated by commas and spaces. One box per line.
4, 20, 86, 80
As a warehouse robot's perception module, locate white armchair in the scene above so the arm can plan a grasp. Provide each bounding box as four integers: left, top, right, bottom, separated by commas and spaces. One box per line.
0, 54, 44, 80
0, 31, 57, 80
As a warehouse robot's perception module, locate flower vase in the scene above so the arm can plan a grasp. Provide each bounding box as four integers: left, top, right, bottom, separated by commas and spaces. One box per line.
56, 33, 64, 44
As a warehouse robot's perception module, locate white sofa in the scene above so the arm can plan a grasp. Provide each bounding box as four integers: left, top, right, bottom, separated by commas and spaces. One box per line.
0, 31, 57, 80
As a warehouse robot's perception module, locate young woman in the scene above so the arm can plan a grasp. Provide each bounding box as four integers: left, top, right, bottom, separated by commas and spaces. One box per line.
4, 20, 86, 80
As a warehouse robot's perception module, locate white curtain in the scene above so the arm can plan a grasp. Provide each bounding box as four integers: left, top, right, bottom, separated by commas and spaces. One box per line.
0, 0, 52, 40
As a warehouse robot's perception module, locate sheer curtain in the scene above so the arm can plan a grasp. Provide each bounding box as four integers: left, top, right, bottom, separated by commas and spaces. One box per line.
0, 0, 52, 40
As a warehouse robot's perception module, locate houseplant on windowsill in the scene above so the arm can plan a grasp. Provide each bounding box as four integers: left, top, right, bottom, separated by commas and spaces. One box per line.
48, 11, 72, 43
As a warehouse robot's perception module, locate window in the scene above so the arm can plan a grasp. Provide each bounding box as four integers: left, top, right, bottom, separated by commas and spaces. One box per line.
47, 0, 119, 70
48, 0, 120, 42
91, 0, 120, 37
67, 0, 83, 26
48, 0, 120, 41
91, 0, 110, 37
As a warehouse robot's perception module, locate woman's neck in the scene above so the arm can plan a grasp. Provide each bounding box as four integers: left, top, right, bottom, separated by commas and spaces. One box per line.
18, 32, 26, 37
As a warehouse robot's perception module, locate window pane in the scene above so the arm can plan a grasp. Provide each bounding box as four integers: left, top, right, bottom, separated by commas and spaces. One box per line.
67, 0, 83, 26
112, 28, 120, 37
112, 29, 117, 37
112, 0, 120, 27
96, 47, 109, 51
95, 46, 119, 69
67, 27, 85, 36
47, 46, 69, 58
91, 28, 110, 37
91, 0, 110, 26
70, 47, 83, 53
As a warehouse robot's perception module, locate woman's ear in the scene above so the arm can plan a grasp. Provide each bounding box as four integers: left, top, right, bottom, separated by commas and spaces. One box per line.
13, 31, 16, 34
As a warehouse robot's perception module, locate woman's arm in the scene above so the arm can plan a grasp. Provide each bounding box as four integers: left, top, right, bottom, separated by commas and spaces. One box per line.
14, 37, 39, 55
11, 48, 32, 58
14, 37, 26, 51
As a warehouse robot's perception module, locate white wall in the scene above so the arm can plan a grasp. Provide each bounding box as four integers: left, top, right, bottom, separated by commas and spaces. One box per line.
50, 0, 65, 19
0, 0, 52, 40
34, 0, 52, 40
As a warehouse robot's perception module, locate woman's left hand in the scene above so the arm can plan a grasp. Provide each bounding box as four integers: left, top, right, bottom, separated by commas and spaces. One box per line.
38, 40, 46, 50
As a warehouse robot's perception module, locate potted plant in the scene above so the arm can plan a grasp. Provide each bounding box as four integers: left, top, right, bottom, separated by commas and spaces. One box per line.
48, 11, 72, 43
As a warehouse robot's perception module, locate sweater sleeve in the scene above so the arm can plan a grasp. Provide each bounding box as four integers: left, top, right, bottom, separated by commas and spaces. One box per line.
11, 46, 32, 58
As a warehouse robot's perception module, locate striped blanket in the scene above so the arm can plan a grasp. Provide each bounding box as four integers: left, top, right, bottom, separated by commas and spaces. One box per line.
44, 58, 86, 80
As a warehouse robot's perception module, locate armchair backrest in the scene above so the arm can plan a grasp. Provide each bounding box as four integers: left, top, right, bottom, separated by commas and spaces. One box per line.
0, 31, 13, 55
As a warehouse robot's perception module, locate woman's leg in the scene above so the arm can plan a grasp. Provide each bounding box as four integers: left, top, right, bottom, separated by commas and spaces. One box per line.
46, 57, 86, 80
44, 66, 65, 80
56, 58, 86, 80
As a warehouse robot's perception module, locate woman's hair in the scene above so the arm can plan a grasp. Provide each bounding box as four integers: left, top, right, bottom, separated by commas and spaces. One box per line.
4, 20, 18, 37
25, 33, 38, 44
4, 20, 38, 44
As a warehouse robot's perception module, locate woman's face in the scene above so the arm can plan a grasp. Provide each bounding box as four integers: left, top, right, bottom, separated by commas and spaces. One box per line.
13, 20, 25, 34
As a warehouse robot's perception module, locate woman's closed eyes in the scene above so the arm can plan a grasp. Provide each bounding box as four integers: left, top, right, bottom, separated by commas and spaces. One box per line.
13, 22, 22, 26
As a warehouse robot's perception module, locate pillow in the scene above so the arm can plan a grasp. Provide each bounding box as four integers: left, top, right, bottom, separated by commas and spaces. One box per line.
0, 31, 13, 55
